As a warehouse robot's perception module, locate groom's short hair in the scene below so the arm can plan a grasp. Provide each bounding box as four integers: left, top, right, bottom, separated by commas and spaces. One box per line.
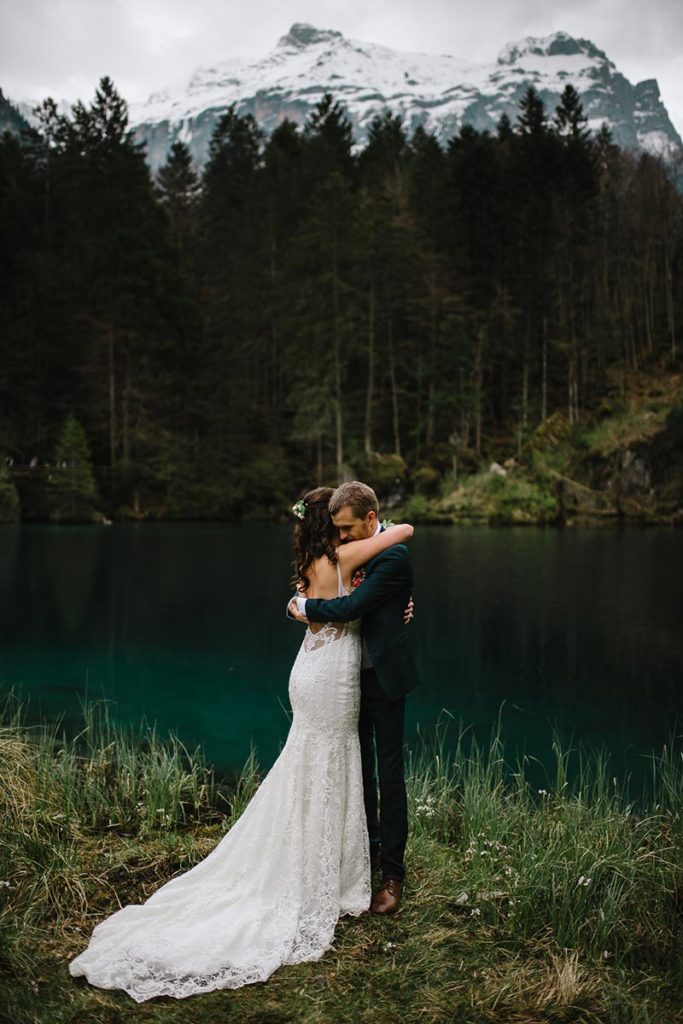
329, 481, 379, 519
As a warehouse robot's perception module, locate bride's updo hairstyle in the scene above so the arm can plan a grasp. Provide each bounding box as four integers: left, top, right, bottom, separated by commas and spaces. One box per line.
292, 486, 338, 592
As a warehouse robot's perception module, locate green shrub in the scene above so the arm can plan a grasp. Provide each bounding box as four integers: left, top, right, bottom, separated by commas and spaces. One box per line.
362, 453, 408, 499
412, 466, 442, 498
490, 477, 559, 523
403, 494, 430, 520
0, 466, 20, 522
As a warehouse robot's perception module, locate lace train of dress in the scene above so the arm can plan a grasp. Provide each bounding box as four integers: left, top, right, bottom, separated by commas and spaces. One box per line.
68, 570, 370, 1002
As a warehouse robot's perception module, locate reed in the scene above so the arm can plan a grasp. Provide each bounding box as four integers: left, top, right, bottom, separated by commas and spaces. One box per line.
1, 689, 681, 1023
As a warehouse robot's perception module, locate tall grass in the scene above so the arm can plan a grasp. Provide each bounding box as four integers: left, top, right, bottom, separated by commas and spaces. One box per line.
1, 691, 681, 1023
406, 709, 683, 967
0, 686, 225, 836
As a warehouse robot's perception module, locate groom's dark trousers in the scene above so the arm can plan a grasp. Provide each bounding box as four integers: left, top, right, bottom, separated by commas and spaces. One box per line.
359, 667, 407, 881
301, 541, 421, 884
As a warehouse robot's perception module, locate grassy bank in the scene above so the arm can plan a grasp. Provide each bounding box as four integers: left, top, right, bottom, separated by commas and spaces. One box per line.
407, 362, 683, 528
1, 691, 682, 1023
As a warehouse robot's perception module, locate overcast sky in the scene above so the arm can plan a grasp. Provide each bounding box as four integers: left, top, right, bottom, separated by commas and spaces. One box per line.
2, 0, 682, 136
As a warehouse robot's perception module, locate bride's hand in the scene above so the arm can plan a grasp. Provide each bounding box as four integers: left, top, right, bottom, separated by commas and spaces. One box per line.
288, 597, 309, 623
403, 596, 414, 625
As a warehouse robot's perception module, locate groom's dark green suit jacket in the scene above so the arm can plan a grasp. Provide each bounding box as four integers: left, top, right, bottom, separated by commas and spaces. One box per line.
303, 542, 421, 701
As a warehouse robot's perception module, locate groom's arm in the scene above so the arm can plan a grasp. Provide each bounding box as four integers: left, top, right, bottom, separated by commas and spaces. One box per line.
303, 547, 410, 623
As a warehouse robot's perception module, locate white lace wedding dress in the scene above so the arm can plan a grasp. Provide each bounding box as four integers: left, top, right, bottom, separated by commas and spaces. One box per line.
68, 563, 370, 1001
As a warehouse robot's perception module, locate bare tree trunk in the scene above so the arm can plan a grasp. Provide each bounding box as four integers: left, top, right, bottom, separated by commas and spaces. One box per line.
426, 282, 437, 450
567, 321, 581, 425
388, 315, 401, 457
642, 252, 654, 354
122, 342, 131, 463
364, 278, 375, 459
269, 239, 281, 438
541, 316, 548, 421
414, 348, 423, 461
517, 347, 528, 458
331, 224, 344, 480
458, 366, 470, 449
665, 251, 676, 362
473, 326, 484, 456
108, 326, 117, 466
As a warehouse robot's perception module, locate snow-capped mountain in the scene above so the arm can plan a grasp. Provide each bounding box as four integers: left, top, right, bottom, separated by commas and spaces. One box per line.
126, 24, 682, 171
5, 25, 680, 171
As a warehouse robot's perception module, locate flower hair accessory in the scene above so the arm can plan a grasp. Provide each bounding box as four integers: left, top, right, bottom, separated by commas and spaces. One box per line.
292, 498, 306, 520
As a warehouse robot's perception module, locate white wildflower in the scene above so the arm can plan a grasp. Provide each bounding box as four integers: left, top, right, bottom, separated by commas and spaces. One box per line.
470, 907, 481, 917
577, 875, 592, 887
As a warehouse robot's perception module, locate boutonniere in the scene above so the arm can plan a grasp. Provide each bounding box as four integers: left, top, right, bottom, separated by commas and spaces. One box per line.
351, 568, 367, 589
381, 518, 395, 529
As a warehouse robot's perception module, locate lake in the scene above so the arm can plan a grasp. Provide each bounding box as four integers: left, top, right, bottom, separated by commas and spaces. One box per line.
1, 523, 681, 792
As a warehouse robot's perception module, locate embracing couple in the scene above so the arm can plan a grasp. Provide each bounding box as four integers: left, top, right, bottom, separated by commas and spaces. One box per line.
69, 480, 420, 1002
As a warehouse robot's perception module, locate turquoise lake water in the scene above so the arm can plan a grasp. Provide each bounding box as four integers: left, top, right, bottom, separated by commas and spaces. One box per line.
1, 523, 681, 792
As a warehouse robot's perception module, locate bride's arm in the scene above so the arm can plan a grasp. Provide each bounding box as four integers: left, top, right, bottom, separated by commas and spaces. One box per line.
337, 523, 413, 575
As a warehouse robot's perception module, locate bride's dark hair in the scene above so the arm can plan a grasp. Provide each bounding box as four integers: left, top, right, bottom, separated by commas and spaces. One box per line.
292, 486, 338, 591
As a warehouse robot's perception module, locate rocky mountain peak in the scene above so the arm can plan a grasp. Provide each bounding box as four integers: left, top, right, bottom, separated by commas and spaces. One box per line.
276, 23, 343, 50
497, 30, 611, 67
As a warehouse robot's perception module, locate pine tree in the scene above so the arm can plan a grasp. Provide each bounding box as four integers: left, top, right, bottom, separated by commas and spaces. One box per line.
497, 112, 513, 141
554, 84, 591, 140
47, 415, 100, 522
196, 105, 268, 497
516, 86, 548, 136
156, 140, 200, 245
359, 111, 407, 186
289, 170, 358, 481
303, 93, 355, 184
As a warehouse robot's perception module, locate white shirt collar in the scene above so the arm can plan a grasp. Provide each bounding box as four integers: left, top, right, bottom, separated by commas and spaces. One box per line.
374, 520, 381, 535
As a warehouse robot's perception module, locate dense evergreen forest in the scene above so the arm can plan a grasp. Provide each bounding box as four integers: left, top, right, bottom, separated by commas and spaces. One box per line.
0, 77, 681, 522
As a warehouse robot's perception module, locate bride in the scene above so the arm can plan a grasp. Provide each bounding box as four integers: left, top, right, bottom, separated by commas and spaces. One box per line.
68, 487, 414, 1001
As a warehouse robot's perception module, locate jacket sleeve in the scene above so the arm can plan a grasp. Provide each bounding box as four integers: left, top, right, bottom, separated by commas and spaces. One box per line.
305, 547, 410, 624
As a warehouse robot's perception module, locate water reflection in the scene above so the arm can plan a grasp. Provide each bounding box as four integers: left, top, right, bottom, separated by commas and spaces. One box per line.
0, 523, 680, 790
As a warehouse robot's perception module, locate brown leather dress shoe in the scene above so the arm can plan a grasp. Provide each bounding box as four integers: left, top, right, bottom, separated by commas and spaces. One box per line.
371, 878, 404, 914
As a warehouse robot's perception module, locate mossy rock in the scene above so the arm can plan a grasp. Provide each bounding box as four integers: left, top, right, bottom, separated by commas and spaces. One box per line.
524, 411, 573, 453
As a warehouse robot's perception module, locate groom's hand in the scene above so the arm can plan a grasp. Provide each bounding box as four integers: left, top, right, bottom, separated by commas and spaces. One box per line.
403, 596, 414, 625
288, 597, 309, 623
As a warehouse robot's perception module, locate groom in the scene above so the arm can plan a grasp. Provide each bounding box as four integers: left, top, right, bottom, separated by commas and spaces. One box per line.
288, 480, 420, 914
